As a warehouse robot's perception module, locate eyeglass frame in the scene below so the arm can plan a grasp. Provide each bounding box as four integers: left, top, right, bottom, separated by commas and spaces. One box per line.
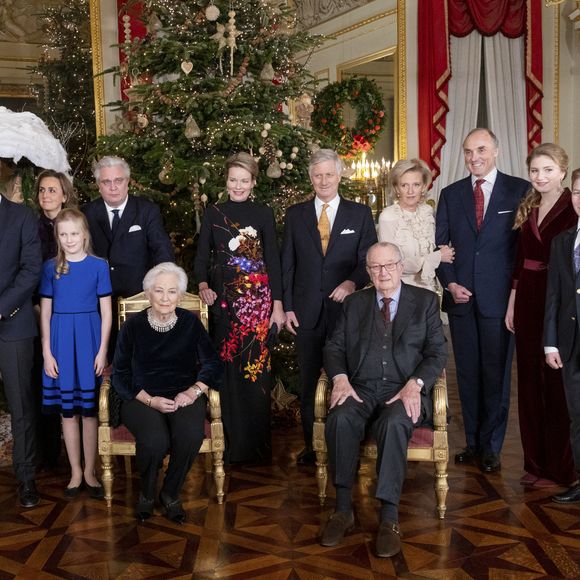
366, 261, 402, 274
98, 177, 128, 188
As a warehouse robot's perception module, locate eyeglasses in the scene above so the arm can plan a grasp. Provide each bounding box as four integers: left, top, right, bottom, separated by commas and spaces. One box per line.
367, 261, 401, 273
99, 177, 127, 188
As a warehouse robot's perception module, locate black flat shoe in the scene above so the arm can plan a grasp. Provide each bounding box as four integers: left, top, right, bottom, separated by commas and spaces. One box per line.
136, 496, 155, 521
19, 480, 40, 508
161, 494, 186, 524
64, 484, 82, 499
86, 483, 104, 500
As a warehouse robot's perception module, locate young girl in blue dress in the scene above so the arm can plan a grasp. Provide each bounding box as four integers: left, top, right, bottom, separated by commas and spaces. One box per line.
40, 208, 112, 498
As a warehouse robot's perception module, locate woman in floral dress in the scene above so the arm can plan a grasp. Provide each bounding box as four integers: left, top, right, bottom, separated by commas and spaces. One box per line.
195, 152, 285, 464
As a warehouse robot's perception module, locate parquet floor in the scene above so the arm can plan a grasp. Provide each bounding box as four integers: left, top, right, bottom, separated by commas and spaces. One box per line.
1, 353, 579, 578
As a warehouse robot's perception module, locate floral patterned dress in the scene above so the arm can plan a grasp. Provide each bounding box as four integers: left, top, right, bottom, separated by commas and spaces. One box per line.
194, 199, 282, 464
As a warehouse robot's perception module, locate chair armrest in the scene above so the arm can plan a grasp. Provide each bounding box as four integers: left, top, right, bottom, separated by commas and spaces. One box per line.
99, 377, 111, 426
432, 370, 447, 430
208, 389, 221, 421
314, 370, 331, 421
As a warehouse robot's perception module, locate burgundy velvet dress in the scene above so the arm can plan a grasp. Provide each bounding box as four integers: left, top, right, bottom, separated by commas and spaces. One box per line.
512, 189, 576, 484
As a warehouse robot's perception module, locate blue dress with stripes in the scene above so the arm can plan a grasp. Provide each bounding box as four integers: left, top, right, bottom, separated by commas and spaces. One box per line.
40, 255, 112, 417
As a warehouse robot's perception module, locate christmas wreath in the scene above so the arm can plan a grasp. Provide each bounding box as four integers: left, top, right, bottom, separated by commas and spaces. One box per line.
311, 77, 386, 157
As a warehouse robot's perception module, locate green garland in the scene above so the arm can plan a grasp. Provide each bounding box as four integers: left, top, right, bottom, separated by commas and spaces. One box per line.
312, 77, 386, 157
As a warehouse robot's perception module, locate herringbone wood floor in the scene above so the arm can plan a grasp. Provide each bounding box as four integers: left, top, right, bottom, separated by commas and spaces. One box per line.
0, 347, 579, 578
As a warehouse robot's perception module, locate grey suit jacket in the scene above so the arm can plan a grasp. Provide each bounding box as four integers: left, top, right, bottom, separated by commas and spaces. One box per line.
0, 196, 42, 340
324, 284, 447, 420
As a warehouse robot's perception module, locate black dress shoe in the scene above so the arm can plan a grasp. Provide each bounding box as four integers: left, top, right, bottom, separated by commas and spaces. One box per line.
481, 452, 501, 473
376, 521, 401, 558
552, 483, 580, 504
64, 484, 82, 499
320, 511, 355, 547
86, 483, 104, 500
18, 480, 40, 508
296, 448, 316, 466
160, 493, 186, 524
454, 447, 479, 464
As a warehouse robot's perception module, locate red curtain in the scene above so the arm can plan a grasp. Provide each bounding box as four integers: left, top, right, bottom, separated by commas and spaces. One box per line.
418, 0, 543, 179
418, 0, 450, 182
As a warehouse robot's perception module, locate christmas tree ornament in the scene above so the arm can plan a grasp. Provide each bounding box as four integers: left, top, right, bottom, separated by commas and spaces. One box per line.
266, 161, 282, 178
225, 11, 241, 77
184, 115, 202, 140
136, 113, 149, 128
147, 12, 162, 34
211, 23, 227, 74
181, 60, 194, 75
159, 162, 174, 184
260, 62, 275, 83
205, 2, 220, 21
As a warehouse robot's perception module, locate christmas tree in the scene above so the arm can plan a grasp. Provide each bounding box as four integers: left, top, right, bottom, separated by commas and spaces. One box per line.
95, 0, 326, 264
30, 0, 96, 197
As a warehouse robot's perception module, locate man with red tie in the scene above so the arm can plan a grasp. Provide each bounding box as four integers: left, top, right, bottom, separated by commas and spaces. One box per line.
436, 128, 528, 473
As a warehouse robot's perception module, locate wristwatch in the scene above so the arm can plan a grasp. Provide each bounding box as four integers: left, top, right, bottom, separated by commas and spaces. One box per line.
412, 377, 425, 391
193, 384, 203, 398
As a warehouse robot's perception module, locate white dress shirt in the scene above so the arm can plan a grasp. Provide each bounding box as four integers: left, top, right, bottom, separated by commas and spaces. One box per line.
314, 194, 340, 231
471, 167, 498, 217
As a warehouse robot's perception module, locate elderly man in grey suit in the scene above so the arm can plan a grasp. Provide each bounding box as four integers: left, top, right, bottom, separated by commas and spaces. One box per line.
321, 242, 447, 557
0, 194, 43, 507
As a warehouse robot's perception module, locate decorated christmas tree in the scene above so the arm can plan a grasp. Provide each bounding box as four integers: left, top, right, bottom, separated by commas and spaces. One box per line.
95, 0, 326, 264
30, 0, 96, 196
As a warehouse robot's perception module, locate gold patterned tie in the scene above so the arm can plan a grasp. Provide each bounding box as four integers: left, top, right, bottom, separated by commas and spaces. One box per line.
318, 203, 330, 255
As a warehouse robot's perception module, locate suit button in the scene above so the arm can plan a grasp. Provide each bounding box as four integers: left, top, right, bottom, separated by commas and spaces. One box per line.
382, 345, 387, 349
577, 289, 580, 295
572, 317, 576, 321
111, 266, 115, 271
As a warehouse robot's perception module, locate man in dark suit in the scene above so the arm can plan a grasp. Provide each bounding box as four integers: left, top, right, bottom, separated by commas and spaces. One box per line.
436, 128, 529, 472
544, 167, 580, 504
0, 195, 43, 507
83, 156, 174, 353
321, 241, 446, 556
281, 149, 377, 464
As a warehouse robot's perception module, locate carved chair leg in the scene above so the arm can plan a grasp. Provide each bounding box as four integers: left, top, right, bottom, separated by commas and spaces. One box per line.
101, 452, 114, 508
212, 450, 225, 504
434, 460, 448, 519
315, 450, 328, 506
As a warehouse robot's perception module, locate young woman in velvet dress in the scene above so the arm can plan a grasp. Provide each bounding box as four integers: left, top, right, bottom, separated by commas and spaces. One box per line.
505, 143, 576, 487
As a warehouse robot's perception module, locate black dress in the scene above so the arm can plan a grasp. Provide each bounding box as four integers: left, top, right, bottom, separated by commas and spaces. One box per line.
194, 199, 283, 464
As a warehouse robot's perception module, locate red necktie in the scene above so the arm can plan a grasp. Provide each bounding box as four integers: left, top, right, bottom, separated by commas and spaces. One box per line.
381, 297, 392, 324
473, 179, 485, 229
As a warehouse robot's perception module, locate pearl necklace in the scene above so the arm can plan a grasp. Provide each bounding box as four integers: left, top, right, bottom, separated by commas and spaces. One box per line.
147, 308, 178, 333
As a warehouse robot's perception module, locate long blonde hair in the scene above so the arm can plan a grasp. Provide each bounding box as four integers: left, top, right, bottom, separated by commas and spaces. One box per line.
513, 143, 569, 230
53, 209, 93, 278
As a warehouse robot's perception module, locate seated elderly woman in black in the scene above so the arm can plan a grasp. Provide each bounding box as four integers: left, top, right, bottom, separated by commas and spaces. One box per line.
112, 262, 222, 523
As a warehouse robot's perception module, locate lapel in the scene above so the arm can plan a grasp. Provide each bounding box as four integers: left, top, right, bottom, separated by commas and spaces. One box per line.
564, 228, 579, 282
479, 172, 505, 232
392, 283, 416, 344
326, 197, 349, 255
302, 199, 323, 255
0, 197, 10, 251
459, 177, 478, 233
113, 196, 137, 242
355, 288, 377, 370
94, 199, 113, 244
